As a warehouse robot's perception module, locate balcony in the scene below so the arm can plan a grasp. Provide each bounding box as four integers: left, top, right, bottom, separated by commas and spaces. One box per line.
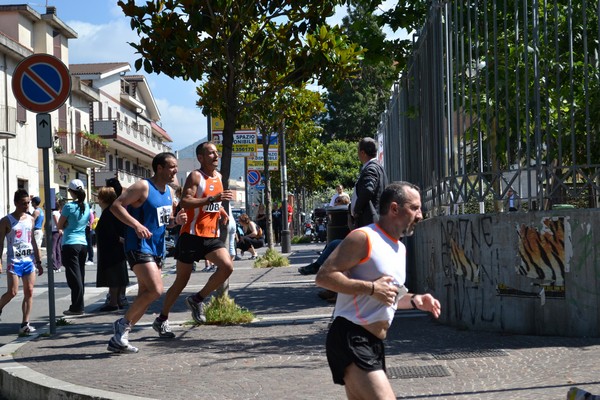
0, 105, 17, 139
93, 119, 172, 160
53, 130, 106, 169
93, 168, 148, 189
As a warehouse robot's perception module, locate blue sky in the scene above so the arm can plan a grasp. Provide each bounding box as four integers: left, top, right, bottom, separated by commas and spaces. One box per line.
22, 0, 405, 151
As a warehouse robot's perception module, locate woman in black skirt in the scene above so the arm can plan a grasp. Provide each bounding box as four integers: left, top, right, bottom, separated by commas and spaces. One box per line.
95, 185, 129, 311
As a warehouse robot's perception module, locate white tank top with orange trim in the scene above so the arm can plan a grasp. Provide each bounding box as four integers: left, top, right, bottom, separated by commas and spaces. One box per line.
333, 223, 407, 326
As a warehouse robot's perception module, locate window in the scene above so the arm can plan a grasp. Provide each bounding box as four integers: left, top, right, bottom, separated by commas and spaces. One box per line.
108, 155, 114, 171
117, 157, 123, 170
58, 105, 67, 130
75, 110, 81, 132
16, 104, 26, 123
125, 160, 131, 172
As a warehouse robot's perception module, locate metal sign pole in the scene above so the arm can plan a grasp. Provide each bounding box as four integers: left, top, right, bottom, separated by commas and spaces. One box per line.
42, 148, 56, 334
38, 114, 56, 334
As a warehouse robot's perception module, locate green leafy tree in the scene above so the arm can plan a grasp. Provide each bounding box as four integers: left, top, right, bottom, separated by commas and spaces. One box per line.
242, 86, 325, 248
456, 0, 600, 206
320, 3, 398, 141
118, 0, 362, 186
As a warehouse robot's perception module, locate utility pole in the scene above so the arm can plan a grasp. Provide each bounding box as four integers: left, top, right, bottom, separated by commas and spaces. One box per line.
279, 121, 291, 253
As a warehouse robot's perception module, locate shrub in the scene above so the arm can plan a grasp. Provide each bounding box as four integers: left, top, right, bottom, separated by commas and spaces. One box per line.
253, 248, 290, 268
204, 294, 255, 325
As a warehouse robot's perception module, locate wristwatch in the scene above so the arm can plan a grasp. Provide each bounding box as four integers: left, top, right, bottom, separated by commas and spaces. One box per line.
207, 196, 215, 204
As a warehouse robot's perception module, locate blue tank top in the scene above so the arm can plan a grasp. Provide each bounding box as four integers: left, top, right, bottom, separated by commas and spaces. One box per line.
124, 179, 172, 257
34, 207, 44, 230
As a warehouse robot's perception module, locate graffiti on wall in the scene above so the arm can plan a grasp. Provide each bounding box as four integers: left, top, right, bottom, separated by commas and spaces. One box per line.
516, 217, 572, 286
441, 215, 571, 302
450, 237, 480, 283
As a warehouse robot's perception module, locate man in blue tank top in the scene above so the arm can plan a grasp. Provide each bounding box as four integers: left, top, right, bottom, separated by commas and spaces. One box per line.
106, 152, 186, 354
31, 196, 44, 253
316, 182, 441, 400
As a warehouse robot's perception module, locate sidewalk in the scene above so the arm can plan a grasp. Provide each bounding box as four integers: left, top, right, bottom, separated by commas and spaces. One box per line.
1, 242, 600, 399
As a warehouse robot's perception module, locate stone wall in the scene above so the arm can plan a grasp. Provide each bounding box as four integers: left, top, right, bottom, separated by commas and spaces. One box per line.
409, 209, 600, 337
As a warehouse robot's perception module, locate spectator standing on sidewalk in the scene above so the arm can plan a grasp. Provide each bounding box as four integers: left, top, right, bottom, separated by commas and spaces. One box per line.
0, 189, 44, 335
351, 137, 387, 229
85, 210, 95, 265
316, 182, 441, 399
151, 142, 233, 339
58, 179, 90, 316
95, 186, 129, 312
106, 152, 185, 353
272, 203, 282, 245
31, 196, 44, 252
51, 198, 66, 272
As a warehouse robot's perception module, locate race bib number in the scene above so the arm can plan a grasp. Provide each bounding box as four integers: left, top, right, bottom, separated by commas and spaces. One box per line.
13, 242, 34, 260
156, 205, 173, 226
203, 201, 222, 213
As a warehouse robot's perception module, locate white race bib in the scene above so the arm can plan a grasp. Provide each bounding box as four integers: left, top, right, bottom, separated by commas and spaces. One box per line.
203, 201, 222, 213
156, 205, 173, 226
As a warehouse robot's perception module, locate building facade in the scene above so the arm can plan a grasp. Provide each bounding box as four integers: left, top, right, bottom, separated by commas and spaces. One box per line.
0, 5, 171, 215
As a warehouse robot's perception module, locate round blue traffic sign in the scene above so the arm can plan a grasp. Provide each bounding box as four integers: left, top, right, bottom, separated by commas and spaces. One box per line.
247, 170, 261, 186
12, 54, 71, 113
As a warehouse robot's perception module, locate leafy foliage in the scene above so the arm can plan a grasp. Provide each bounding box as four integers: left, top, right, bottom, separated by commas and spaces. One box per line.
253, 248, 290, 268
204, 294, 255, 325
320, 3, 398, 141
118, 0, 363, 185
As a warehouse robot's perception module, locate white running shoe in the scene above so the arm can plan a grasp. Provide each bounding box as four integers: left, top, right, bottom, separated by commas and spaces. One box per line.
107, 337, 138, 354
19, 323, 36, 335
113, 318, 132, 347
152, 318, 176, 338
185, 296, 207, 324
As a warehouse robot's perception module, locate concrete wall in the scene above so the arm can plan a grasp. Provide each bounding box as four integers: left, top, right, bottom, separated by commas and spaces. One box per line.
409, 209, 600, 337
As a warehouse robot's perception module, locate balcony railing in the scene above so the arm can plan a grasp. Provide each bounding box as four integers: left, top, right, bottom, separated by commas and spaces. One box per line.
53, 130, 106, 168
93, 119, 172, 155
93, 168, 148, 189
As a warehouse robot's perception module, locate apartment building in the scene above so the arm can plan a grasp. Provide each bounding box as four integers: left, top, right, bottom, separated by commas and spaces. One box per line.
0, 4, 172, 214
69, 63, 173, 191
0, 4, 79, 213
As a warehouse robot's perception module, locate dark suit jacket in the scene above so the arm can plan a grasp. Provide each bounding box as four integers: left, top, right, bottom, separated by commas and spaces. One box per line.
353, 159, 388, 229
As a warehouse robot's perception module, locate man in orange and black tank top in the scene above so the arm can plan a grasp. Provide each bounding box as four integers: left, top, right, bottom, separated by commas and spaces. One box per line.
152, 141, 233, 338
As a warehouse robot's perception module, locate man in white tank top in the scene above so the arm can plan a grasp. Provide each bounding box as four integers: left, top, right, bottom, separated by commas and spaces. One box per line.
0, 189, 44, 335
316, 181, 441, 400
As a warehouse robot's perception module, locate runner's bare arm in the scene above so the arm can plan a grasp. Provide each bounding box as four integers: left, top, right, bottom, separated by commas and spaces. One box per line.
111, 180, 151, 239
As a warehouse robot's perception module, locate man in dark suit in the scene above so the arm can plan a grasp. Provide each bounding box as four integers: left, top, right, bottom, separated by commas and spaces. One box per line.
351, 137, 388, 229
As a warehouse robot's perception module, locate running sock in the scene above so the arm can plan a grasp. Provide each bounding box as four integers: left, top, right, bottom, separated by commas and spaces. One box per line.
158, 314, 168, 321
192, 294, 204, 303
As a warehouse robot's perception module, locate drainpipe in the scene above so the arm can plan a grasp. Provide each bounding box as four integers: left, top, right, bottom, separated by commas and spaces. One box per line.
3, 53, 9, 214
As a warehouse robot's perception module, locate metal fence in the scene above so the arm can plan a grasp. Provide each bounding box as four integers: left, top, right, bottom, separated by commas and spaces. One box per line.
379, 0, 600, 215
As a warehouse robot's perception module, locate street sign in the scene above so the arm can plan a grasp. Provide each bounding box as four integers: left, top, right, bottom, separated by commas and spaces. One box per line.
36, 113, 52, 148
12, 54, 71, 113
212, 131, 257, 157
247, 169, 261, 186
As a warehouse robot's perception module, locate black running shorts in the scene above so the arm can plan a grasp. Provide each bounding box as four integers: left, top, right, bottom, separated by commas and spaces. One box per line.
174, 233, 225, 264
126, 251, 164, 271
326, 316, 386, 385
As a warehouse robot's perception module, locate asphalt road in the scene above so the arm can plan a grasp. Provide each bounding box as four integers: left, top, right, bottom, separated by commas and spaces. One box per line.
0, 248, 132, 346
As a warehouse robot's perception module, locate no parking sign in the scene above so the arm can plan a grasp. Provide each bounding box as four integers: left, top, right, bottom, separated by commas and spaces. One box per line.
12, 54, 71, 113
